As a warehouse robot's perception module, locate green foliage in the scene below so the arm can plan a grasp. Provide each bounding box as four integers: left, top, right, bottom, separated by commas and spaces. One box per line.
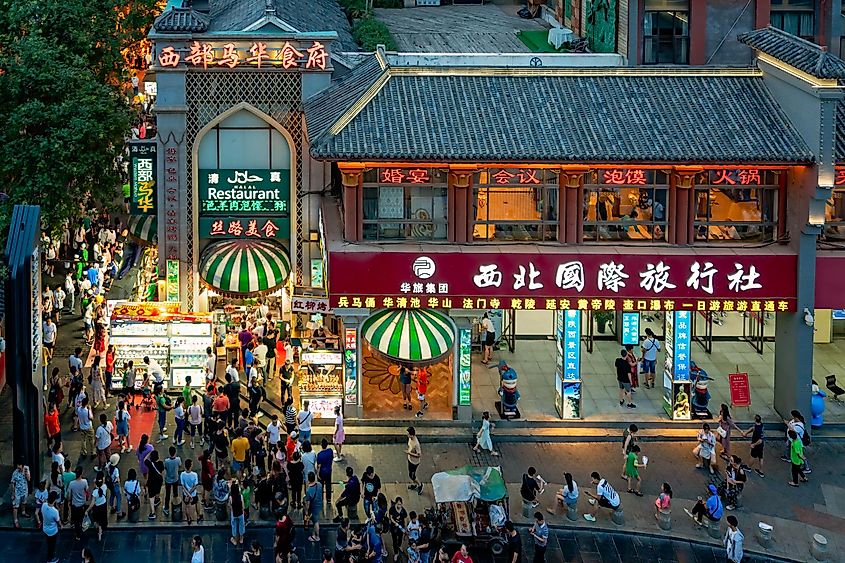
0, 0, 160, 237
353, 16, 397, 51
338, 0, 370, 20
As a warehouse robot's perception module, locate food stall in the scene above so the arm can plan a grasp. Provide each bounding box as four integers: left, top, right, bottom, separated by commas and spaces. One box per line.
108, 301, 212, 390
298, 350, 344, 418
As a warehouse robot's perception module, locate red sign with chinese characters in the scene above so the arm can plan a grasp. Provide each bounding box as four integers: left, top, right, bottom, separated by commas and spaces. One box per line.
729, 373, 751, 407
710, 169, 764, 186
602, 169, 648, 185
156, 40, 330, 70
835, 167, 845, 186
328, 250, 797, 310
380, 168, 432, 184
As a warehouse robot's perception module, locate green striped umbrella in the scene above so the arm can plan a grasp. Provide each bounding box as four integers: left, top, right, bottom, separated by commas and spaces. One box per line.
199, 239, 290, 296
361, 309, 455, 363
126, 214, 157, 246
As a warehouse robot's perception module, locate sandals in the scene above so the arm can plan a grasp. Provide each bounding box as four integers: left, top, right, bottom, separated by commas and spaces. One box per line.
787, 481, 798, 487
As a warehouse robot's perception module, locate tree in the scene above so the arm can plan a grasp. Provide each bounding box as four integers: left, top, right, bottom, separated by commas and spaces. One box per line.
0, 0, 160, 236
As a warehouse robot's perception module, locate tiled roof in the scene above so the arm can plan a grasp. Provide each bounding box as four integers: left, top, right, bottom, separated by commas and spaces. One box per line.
207, 0, 357, 52
738, 26, 845, 80
153, 7, 211, 33
306, 60, 814, 164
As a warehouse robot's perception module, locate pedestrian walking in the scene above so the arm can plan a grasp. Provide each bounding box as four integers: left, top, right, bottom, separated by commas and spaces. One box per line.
163, 446, 182, 516
180, 459, 200, 524
288, 451, 304, 510
786, 429, 809, 487
530, 512, 548, 562
520, 467, 545, 509
77, 396, 95, 460
42, 491, 61, 563
155, 386, 172, 443
334, 466, 360, 521
399, 365, 413, 410
104, 345, 116, 398
620, 424, 638, 478
480, 312, 494, 364
297, 400, 314, 443
187, 395, 203, 450
137, 433, 154, 485
10, 459, 31, 528
333, 405, 345, 461
505, 521, 521, 563
94, 413, 113, 471
615, 349, 636, 408
388, 496, 407, 561
280, 359, 295, 405
639, 327, 660, 389
316, 439, 334, 504
693, 423, 717, 474
191, 535, 205, 563
743, 414, 765, 477
724, 515, 745, 563
86, 472, 109, 541
68, 466, 89, 540
782, 410, 811, 473
717, 404, 741, 461
274, 511, 294, 562
42, 316, 56, 364
362, 465, 382, 517
124, 468, 142, 521
174, 397, 187, 447
305, 471, 324, 542
583, 472, 620, 522
473, 411, 497, 455
105, 453, 124, 518
230, 481, 246, 546
624, 444, 645, 496
406, 427, 423, 494
145, 450, 165, 520
115, 401, 132, 453
90, 356, 107, 409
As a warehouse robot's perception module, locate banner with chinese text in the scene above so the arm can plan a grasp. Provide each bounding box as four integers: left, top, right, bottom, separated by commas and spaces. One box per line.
129, 142, 157, 215
329, 251, 798, 311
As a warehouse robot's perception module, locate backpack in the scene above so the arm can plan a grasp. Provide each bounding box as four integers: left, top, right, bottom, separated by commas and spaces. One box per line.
104, 464, 116, 489
127, 482, 141, 511
797, 422, 811, 446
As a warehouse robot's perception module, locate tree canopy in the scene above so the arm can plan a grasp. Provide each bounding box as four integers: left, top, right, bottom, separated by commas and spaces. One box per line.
0, 0, 160, 235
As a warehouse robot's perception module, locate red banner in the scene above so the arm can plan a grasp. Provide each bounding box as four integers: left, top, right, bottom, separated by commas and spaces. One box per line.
729, 373, 751, 407
329, 250, 797, 311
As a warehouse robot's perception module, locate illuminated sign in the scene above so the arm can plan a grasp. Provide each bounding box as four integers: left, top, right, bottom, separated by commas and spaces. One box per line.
311, 259, 324, 288
664, 311, 692, 420
621, 312, 639, 346
458, 328, 471, 406
329, 252, 798, 310
488, 168, 547, 185
291, 296, 331, 314
602, 168, 648, 185
673, 311, 691, 382
836, 168, 845, 186
562, 310, 580, 381
112, 302, 181, 319
129, 142, 157, 215
379, 168, 433, 184
710, 168, 764, 186
344, 329, 358, 405
200, 217, 285, 240
157, 40, 330, 70
163, 144, 180, 261
302, 352, 343, 365
166, 259, 180, 303
199, 169, 290, 215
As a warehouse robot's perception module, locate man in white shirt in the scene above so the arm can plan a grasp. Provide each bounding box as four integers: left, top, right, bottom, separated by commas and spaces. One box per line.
94, 413, 114, 471
204, 347, 217, 382
42, 317, 57, 363
69, 347, 84, 373
180, 459, 200, 524
76, 397, 95, 459
144, 356, 165, 385
267, 414, 282, 449
583, 472, 620, 522
64, 273, 76, 314
225, 358, 240, 383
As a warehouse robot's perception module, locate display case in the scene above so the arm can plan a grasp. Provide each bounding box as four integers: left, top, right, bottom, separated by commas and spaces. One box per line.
111, 320, 169, 388
169, 321, 213, 388
298, 350, 344, 419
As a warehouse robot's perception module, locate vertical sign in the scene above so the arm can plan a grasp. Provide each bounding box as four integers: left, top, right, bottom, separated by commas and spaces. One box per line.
664, 311, 692, 420
674, 311, 691, 381
621, 312, 640, 346
344, 328, 358, 405
31, 248, 42, 383
310, 258, 324, 288
129, 142, 157, 215
163, 142, 180, 263
166, 259, 180, 303
560, 310, 582, 419
663, 311, 675, 416
458, 328, 472, 405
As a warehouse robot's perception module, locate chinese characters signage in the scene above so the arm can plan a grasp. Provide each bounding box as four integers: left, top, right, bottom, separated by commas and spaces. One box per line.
291, 296, 332, 314
663, 311, 692, 420
344, 329, 358, 406
620, 312, 639, 346
555, 310, 582, 420
708, 169, 767, 186
329, 252, 797, 310
199, 169, 290, 215
163, 142, 180, 261
157, 40, 330, 71
166, 260, 180, 303
561, 311, 580, 382
200, 218, 284, 240
601, 168, 649, 185
458, 328, 471, 406
129, 142, 157, 215
486, 168, 553, 185
835, 167, 845, 186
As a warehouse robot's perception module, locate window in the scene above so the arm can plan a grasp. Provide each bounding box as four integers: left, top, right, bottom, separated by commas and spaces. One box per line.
770, 0, 814, 41
694, 169, 779, 243
643, 0, 689, 64
583, 169, 669, 242
362, 167, 447, 241
473, 168, 558, 242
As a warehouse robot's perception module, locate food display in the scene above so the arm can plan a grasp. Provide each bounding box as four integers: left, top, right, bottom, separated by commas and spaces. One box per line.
299, 350, 344, 418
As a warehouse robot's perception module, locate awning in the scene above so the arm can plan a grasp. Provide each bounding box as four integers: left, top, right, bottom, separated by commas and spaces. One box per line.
126, 215, 157, 246
361, 308, 454, 363
199, 239, 290, 296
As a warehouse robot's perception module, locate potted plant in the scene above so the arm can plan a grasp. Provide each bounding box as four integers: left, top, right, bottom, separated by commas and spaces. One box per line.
594, 311, 614, 334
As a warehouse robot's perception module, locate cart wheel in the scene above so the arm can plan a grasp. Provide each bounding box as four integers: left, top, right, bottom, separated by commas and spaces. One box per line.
491, 540, 505, 556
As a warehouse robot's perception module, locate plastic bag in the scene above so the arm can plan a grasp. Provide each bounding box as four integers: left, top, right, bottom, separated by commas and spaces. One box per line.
81, 514, 92, 531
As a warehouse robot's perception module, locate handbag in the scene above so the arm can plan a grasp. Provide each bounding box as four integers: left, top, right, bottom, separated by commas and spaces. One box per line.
716, 426, 727, 439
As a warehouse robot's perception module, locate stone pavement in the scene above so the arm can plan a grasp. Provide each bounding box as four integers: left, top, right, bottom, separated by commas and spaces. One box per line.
0, 525, 791, 562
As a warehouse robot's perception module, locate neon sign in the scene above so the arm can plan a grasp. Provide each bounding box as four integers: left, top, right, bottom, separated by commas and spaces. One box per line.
200, 218, 283, 240
157, 40, 329, 70
129, 142, 157, 215
602, 168, 647, 185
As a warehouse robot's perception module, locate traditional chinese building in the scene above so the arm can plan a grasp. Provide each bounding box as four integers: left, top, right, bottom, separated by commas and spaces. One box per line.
148, 0, 356, 309
304, 30, 843, 422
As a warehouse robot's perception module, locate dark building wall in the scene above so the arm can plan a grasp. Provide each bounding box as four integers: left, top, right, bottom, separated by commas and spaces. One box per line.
703, 0, 756, 65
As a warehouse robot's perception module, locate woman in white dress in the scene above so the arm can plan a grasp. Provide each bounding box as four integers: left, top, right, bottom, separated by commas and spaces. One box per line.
473, 411, 498, 456
333, 405, 345, 462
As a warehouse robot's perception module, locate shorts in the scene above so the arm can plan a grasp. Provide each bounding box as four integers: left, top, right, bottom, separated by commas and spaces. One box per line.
189, 422, 202, 436
44, 342, 54, 350
232, 460, 243, 473
408, 460, 419, 481
299, 430, 312, 443
618, 381, 631, 392
485, 332, 495, 346
751, 444, 764, 459
598, 496, 618, 510
11, 492, 25, 508
642, 359, 657, 374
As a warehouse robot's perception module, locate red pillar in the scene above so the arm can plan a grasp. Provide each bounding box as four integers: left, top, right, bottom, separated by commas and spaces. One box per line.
339, 164, 364, 241
689, 0, 707, 65
449, 166, 475, 243
561, 168, 589, 243
672, 167, 700, 246
755, 0, 771, 29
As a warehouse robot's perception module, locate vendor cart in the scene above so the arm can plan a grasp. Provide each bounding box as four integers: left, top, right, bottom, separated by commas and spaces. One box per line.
431, 466, 509, 556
